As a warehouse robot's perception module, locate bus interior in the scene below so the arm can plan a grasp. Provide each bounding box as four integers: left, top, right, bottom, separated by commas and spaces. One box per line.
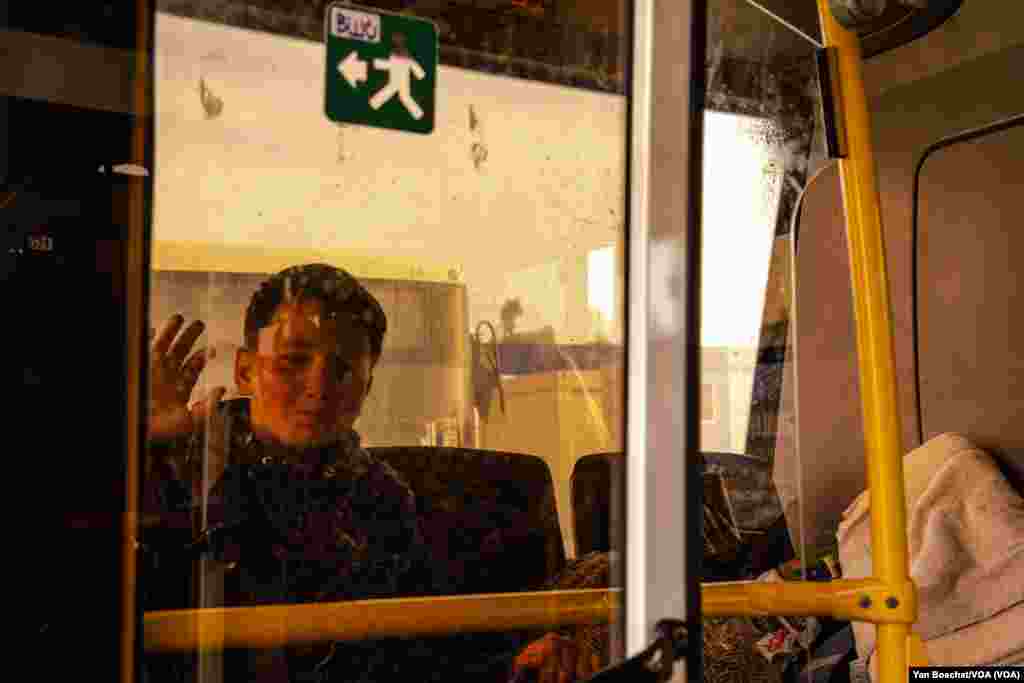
3, 0, 1023, 681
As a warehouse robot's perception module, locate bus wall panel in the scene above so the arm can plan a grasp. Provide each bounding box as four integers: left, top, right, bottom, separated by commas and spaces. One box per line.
790, 43, 1024, 558
917, 123, 1024, 491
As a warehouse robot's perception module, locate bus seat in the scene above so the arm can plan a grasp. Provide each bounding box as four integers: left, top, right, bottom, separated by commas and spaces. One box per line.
571, 452, 621, 557
368, 446, 567, 596
837, 433, 1024, 675
700, 452, 782, 531
570, 452, 780, 578
361, 447, 569, 681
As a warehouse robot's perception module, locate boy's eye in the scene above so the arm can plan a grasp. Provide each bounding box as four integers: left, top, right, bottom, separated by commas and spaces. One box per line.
272, 353, 356, 381
276, 353, 312, 369
335, 360, 354, 381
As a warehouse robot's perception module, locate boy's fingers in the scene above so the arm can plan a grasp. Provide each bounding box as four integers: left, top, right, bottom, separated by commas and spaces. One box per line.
152, 315, 184, 357
167, 320, 205, 369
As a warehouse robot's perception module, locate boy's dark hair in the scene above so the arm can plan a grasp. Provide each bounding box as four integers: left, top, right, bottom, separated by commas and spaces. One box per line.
244, 264, 387, 359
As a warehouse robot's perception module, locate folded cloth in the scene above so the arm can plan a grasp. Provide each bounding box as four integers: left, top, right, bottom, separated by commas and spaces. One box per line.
920, 600, 1024, 667
836, 433, 1024, 671
855, 602, 1024, 681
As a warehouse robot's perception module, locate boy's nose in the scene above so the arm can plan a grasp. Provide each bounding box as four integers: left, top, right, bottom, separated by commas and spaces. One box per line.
303, 354, 351, 396
303, 355, 335, 396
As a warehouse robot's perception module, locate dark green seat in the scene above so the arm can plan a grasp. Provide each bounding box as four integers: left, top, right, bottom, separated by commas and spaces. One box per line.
368, 446, 567, 596
368, 446, 567, 682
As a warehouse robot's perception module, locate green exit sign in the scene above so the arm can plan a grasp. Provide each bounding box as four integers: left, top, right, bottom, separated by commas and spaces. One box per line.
324, 3, 438, 135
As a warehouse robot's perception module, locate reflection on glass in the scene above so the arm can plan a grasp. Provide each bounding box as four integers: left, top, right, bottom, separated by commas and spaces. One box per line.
701, 111, 782, 455
144, 2, 627, 681
588, 244, 616, 339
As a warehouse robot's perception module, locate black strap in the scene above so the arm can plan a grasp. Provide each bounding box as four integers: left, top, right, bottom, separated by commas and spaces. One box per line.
581, 619, 690, 683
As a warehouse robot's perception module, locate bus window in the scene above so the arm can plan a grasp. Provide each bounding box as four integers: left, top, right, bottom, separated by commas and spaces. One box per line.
142, 1, 629, 681
700, 110, 783, 457
697, 1, 836, 677
699, 0, 825, 582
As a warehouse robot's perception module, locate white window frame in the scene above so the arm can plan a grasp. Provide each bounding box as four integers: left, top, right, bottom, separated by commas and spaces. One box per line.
627, 1, 703, 679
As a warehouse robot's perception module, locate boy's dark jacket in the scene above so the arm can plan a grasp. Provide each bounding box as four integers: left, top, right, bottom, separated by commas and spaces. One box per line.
139, 399, 519, 683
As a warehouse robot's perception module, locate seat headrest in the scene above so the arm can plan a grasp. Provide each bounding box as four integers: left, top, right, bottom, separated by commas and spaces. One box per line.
368, 446, 566, 595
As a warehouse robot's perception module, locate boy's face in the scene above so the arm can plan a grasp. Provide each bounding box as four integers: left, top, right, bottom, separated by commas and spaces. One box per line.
236, 298, 375, 448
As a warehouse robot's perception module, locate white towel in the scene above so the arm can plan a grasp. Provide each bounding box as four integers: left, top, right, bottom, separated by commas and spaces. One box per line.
837, 433, 1024, 670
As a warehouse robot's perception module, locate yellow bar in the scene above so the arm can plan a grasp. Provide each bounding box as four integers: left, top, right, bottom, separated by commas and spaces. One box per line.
907, 632, 929, 666
816, 2, 918, 682
145, 589, 619, 653
701, 579, 914, 622
145, 578, 924, 654
816, 0, 909, 586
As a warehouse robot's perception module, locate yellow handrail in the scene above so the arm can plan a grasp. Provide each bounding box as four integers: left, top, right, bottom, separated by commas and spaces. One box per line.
145, 589, 618, 653
702, 579, 913, 622
815, 2, 918, 680
145, 577, 919, 654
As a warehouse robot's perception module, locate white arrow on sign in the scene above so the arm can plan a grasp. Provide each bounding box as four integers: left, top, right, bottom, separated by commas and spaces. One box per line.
338, 51, 368, 88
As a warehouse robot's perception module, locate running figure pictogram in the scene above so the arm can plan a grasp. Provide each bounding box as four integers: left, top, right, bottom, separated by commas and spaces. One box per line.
369, 33, 425, 120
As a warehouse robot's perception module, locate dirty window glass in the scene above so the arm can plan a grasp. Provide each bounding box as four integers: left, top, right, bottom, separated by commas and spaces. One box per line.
699, 0, 834, 675
142, 1, 627, 681
700, 0, 825, 588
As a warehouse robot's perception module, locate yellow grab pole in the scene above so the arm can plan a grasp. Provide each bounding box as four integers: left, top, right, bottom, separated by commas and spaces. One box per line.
816, 2, 917, 682
145, 589, 620, 653
701, 579, 914, 623
145, 578, 922, 654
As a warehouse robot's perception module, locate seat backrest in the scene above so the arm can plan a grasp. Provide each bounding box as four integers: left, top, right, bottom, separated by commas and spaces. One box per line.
368, 446, 566, 596
571, 452, 622, 557
571, 452, 749, 563
701, 451, 781, 530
